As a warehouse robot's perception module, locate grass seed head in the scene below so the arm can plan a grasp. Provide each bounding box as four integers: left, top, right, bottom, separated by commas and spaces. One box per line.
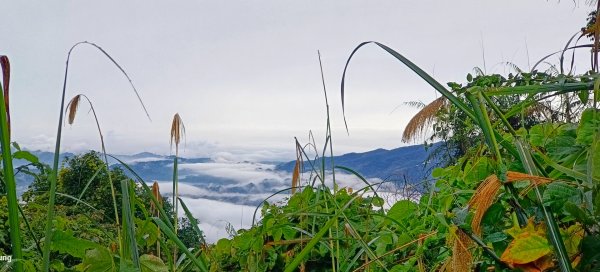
448, 226, 472, 272
170, 113, 186, 150
468, 175, 502, 236
291, 141, 303, 194
66, 95, 82, 125
402, 97, 446, 142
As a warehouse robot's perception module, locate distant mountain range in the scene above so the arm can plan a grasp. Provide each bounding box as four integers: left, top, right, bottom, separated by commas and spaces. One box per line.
13, 144, 439, 200
276, 143, 439, 183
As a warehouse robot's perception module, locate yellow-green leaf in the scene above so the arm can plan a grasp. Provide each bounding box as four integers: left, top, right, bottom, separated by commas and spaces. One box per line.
501, 232, 552, 265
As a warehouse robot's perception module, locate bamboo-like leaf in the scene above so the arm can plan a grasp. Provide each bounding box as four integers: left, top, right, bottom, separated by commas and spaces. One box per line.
486, 81, 594, 96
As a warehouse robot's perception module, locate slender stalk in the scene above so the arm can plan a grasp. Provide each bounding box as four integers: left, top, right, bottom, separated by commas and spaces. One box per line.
69, 94, 123, 253
42, 42, 150, 271
172, 150, 179, 272
41, 43, 72, 271
0, 83, 22, 272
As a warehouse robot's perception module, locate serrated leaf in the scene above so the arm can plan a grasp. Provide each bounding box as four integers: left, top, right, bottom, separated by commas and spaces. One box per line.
485, 232, 507, 243
542, 182, 580, 211
501, 232, 551, 264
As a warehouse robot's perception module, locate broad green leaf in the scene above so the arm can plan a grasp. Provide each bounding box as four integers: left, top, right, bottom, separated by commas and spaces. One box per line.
12, 150, 39, 164
76, 247, 115, 272
140, 254, 168, 272
387, 200, 416, 223
500, 232, 551, 264
51, 230, 101, 259
576, 108, 600, 145
215, 238, 231, 256
529, 124, 555, 147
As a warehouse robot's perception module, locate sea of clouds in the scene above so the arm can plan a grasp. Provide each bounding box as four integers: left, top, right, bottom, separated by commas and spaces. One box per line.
141, 155, 411, 243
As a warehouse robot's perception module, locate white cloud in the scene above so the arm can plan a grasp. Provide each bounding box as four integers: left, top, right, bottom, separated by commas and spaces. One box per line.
177, 161, 286, 184
177, 196, 258, 243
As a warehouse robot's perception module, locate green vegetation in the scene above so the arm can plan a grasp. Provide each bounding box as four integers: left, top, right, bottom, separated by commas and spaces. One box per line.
1, 4, 600, 272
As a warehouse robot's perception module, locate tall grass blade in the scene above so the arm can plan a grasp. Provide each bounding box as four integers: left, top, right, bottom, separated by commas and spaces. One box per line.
284, 193, 364, 272
120, 179, 140, 269
74, 167, 102, 207
340, 41, 476, 132
17, 205, 42, 255
515, 139, 572, 272
152, 218, 208, 272
0, 63, 22, 272
109, 154, 175, 230
340, 41, 520, 159
177, 197, 206, 246
65, 94, 123, 257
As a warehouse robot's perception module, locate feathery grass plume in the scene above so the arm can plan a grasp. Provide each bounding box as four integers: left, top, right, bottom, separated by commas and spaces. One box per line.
170, 113, 185, 149
291, 141, 303, 194
508, 171, 553, 196
448, 226, 472, 272
468, 171, 555, 235
66, 94, 81, 125
151, 181, 163, 213
402, 96, 446, 142
150, 181, 162, 258
1, 56, 10, 136
468, 175, 502, 236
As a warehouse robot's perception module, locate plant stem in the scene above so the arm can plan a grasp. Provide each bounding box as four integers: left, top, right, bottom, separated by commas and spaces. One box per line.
0, 83, 22, 272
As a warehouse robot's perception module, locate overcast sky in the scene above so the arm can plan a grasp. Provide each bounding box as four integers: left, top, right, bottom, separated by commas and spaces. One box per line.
1, 1, 592, 160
